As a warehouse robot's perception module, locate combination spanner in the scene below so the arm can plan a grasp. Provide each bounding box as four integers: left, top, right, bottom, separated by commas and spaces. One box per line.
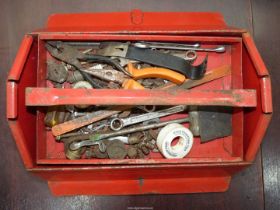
70, 117, 190, 151
110, 105, 186, 131
133, 42, 225, 53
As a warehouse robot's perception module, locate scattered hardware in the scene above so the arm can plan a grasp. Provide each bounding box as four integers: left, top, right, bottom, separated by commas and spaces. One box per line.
42, 40, 233, 160
106, 140, 127, 159
97, 42, 208, 79
44, 106, 70, 128
69, 117, 190, 151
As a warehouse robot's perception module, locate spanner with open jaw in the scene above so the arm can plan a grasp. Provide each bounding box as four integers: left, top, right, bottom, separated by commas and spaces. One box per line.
110, 105, 186, 131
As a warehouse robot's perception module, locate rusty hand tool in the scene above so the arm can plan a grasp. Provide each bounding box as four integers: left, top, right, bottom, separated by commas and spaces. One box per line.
97, 42, 208, 79
69, 117, 190, 151
51, 67, 145, 136
83, 62, 186, 87
126, 63, 185, 85
46, 42, 101, 88
110, 105, 186, 131
80, 54, 132, 77
45, 42, 132, 88
81, 68, 145, 90
52, 106, 130, 137
51, 65, 231, 136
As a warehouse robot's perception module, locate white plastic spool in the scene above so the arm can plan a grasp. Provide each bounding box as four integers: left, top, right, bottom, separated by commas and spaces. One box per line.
156, 123, 193, 159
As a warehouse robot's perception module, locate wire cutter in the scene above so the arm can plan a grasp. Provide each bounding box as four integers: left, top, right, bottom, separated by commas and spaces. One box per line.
82, 68, 145, 89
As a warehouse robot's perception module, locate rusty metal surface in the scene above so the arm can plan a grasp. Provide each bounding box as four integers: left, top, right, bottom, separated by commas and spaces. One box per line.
52, 106, 129, 136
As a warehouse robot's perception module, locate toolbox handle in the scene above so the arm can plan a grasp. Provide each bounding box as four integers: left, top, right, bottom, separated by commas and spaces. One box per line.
6, 81, 17, 119
25, 88, 257, 108
8, 35, 33, 81
7, 35, 33, 119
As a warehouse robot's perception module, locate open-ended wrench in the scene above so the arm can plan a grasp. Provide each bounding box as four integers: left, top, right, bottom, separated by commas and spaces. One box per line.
110, 105, 186, 131
70, 117, 189, 151
133, 42, 225, 53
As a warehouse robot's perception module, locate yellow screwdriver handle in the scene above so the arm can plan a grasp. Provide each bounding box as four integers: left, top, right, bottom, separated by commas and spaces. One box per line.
127, 63, 186, 85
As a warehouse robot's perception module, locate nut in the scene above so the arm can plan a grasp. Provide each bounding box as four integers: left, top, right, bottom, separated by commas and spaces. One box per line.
140, 145, 150, 155
93, 145, 108, 159
127, 146, 138, 159
47, 61, 68, 83
85, 148, 93, 159
137, 149, 145, 159
67, 71, 84, 83
64, 143, 85, 160
149, 129, 160, 139
106, 140, 127, 159
128, 132, 145, 144
145, 142, 156, 150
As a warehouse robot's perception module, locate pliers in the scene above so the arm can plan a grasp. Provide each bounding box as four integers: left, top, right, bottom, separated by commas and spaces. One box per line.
82, 68, 145, 89
46, 41, 186, 89
45, 41, 132, 88
82, 62, 186, 89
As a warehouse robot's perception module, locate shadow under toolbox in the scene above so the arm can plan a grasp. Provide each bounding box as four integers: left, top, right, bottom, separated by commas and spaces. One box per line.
6, 10, 272, 196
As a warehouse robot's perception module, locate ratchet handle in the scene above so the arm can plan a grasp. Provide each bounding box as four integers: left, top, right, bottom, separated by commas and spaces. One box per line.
127, 63, 185, 85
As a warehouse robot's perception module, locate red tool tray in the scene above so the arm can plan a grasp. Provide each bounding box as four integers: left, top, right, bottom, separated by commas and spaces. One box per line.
35, 35, 244, 165
6, 10, 272, 196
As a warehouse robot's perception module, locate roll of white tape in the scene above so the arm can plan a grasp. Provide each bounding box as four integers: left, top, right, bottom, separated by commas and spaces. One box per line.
157, 123, 193, 159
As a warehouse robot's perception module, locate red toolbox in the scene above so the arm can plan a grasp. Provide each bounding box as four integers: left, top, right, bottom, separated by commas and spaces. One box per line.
6, 10, 272, 196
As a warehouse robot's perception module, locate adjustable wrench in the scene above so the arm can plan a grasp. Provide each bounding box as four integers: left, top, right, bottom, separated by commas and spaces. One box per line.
110, 105, 186, 131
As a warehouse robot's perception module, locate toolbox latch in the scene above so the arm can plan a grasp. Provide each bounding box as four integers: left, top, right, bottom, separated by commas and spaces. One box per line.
131, 9, 144, 25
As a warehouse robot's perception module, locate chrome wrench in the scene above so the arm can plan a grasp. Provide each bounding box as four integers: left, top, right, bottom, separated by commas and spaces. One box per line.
70, 117, 190, 150
132, 41, 200, 50
110, 105, 186, 131
133, 42, 225, 53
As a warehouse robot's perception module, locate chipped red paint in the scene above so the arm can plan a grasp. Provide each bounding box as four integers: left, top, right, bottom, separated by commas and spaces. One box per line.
25, 88, 257, 107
